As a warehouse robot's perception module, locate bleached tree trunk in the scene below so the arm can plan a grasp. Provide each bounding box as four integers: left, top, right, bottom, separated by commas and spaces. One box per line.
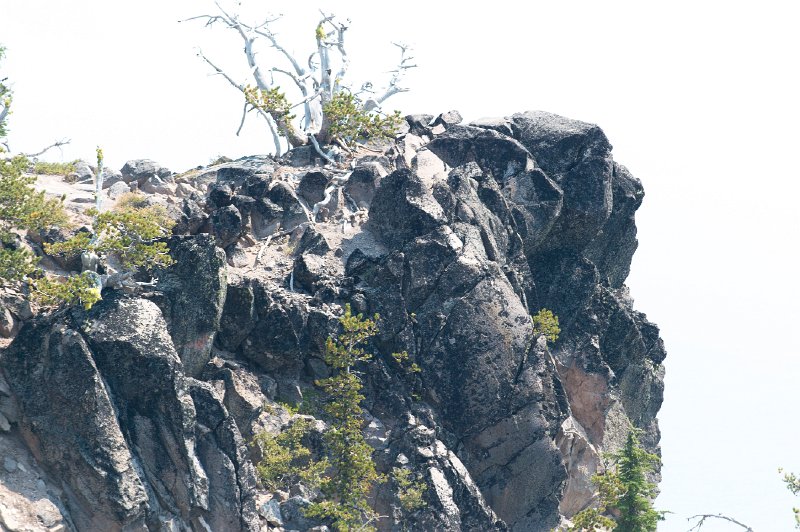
187, 2, 414, 162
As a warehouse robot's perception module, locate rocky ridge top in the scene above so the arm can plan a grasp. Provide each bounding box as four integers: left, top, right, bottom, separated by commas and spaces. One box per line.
0, 110, 665, 532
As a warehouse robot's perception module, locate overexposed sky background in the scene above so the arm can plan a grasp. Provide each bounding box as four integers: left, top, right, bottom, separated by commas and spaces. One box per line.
2, 1, 799, 530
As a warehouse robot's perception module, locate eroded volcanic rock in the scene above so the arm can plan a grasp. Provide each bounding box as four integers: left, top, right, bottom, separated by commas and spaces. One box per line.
0, 110, 665, 532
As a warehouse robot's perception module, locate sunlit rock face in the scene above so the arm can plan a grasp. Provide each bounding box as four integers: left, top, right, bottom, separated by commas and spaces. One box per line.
0, 110, 664, 532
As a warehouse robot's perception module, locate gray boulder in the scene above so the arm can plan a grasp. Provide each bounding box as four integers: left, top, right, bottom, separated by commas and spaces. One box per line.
121, 159, 172, 185
210, 204, 243, 248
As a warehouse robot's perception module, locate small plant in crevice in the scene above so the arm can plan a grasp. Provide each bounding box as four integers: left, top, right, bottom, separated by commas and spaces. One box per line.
532, 308, 560, 344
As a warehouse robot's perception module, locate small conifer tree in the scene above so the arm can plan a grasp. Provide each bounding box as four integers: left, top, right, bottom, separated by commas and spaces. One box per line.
306, 304, 385, 531
568, 429, 664, 532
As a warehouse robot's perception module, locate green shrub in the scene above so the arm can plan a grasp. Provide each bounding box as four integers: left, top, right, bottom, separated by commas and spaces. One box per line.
254, 417, 329, 492
532, 308, 560, 343
392, 467, 427, 514
323, 92, 402, 148
0, 155, 68, 282
45, 201, 174, 270
32, 160, 78, 176
32, 271, 102, 310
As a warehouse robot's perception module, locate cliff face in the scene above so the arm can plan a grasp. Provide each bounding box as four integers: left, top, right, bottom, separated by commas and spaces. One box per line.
0, 111, 665, 531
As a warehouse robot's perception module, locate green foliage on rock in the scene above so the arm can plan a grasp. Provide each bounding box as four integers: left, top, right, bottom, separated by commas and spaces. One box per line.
323, 92, 402, 148
392, 467, 427, 514
33, 271, 102, 310
254, 305, 433, 531
45, 197, 175, 270
532, 308, 561, 343
568, 430, 663, 532
306, 304, 385, 531
32, 160, 78, 176
254, 416, 329, 492
0, 155, 68, 281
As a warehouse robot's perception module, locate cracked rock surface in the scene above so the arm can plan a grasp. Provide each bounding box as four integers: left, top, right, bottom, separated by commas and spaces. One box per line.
0, 110, 665, 531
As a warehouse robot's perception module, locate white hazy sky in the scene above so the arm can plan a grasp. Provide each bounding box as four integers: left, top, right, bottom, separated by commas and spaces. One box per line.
2, 1, 799, 530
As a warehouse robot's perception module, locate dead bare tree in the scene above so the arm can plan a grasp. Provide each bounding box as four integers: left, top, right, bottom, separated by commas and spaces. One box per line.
687, 513, 754, 531
184, 1, 415, 161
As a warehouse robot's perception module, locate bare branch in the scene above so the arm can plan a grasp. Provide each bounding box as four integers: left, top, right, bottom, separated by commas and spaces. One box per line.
253, 27, 307, 78
308, 134, 335, 165
362, 43, 416, 112
687, 514, 754, 532
22, 138, 71, 158
198, 51, 283, 154
290, 88, 324, 110
270, 67, 305, 91
198, 50, 245, 91
236, 102, 249, 136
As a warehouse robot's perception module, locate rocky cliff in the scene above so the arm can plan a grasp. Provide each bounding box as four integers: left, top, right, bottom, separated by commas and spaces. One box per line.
0, 110, 665, 531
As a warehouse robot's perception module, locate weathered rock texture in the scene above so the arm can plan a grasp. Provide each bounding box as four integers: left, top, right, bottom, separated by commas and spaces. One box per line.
0, 110, 665, 532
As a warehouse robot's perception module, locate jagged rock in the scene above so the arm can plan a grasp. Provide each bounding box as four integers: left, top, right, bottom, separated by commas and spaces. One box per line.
216, 166, 256, 188
225, 241, 250, 268
156, 235, 227, 378
250, 197, 283, 239
106, 179, 130, 200
367, 168, 447, 249
427, 124, 536, 185
557, 416, 602, 516
243, 174, 270, 198
406, 114, 434, 136
470, 116, 515, 137
208, 182, 234, 209
211, 204, 243, 248
432, 110, 463, 130
296, 225, 331, 256
280, 496, 319, 530
237, 282, 311, 374
297, 170, 329, 204
345, 162, 386, 209
258, 498, 282, 526
1, 110, 664, 531
175, 181, 199, 199
121, 159, 171, 185
0, 304, 16, 338
509, 111, 613, 253
268, 182, 310, 231
217, 276, 256, 352
232, 195, 256, 230
292, 253, 328, 294
172, 198, 207, 235
140, 174, 175, 195
69, 160, 95, 183
2, 295, 259, 531
101, 166, 125, 189
203, 365, 265, 439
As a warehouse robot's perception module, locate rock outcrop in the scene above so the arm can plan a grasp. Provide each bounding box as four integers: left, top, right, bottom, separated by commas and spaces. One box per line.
0, 110, 665, 532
